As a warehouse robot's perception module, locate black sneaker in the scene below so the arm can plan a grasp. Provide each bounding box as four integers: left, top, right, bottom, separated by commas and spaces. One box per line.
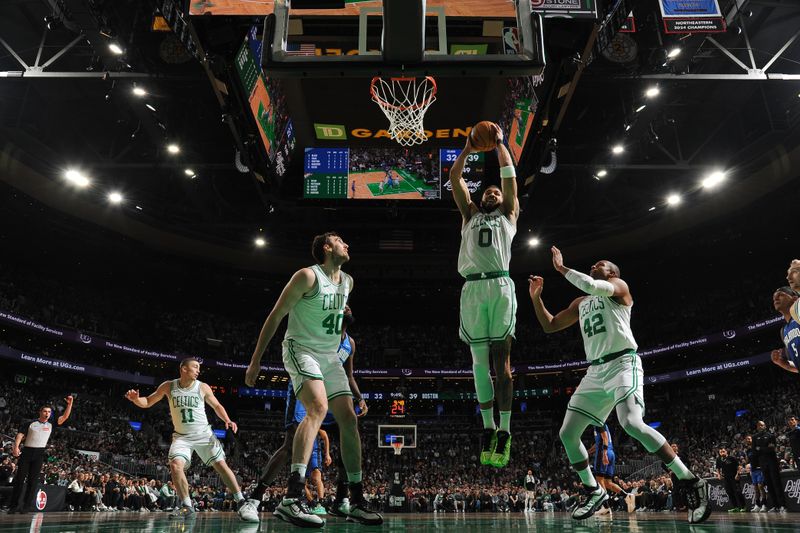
346, 500, 383, 525
274, 498, 325, 528
327, 498, 350, 518
480, 428, 497, 465
679, 478, 711, 524
571, 484, 608, 520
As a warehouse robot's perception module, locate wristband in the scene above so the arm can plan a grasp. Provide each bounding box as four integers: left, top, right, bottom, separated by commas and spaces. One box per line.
500, 165, 516, 179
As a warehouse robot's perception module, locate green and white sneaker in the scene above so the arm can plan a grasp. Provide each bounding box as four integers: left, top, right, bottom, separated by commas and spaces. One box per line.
490, 431, 512, 468
480, 429, 497, 465
571, 485, 608, 520
169, 504, 195, 520
311, 503, 327, 515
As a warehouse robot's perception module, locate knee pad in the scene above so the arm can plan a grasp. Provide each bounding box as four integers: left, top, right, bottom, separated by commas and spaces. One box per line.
470, 344, 494, 403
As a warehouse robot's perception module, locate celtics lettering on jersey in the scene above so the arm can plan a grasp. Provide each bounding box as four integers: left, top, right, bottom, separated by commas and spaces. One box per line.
169, 380, 209, 434
578, 295, 638, 362
457, 210, 516, 277
285, 265, 352, 354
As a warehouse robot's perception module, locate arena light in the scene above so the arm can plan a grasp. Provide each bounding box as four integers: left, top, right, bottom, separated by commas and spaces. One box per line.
645, 86, 660, 98
184, 168, 196, 177
701, 170, 726, 189
145, 104, 156, 112
166, 143, 180, 154
132, 86, 146, 97
611, 144, 624, 155
667, 47, 682, 59
624, 123, 632, 132
108, 191, 123, 204
254, 237, 266, 247
64, 169, 90, 188
666, 193, 682, 206
528, 237, 540, 247
635, 105, 646, 113
648, 206, 656, 212
596, 169, 608, 178
108, 42, 124, 55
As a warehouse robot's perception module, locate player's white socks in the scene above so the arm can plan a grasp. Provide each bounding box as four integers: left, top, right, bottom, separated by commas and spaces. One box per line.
182, 497, 192, 507
291, 463, 308, 478
576, 466, 598, 488
480, 408, 496, 430
499, 411, 511, 433
233, 492, 244, 502
665, 456, 694, 480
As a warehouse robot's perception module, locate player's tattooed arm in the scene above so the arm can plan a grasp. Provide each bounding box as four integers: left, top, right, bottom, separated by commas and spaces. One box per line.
450, 136, 479, 224
125, 381, 170, 408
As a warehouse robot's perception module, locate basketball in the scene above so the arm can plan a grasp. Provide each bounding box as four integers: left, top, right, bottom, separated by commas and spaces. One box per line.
470, 121, 499, 152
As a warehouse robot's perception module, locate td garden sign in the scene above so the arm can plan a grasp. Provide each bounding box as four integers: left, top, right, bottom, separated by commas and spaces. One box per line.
314, 124, 474, 141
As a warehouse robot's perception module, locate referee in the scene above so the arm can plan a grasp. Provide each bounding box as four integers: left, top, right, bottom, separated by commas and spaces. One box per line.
7, 397, 73, 514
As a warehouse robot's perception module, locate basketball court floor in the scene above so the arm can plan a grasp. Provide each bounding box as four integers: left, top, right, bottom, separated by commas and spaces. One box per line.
0, 512, 795, 532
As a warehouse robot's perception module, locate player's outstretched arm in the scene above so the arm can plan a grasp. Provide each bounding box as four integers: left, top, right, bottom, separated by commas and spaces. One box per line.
201, 383, 238, 434
450, 137, 479, 224
529, 275, 581, 333
551, 246, 629, 298
345, 338, 367, 416
125, 381, 170, 409
246, 268, 316, 386
494, 126, 519, 223
57, 395, 74, 426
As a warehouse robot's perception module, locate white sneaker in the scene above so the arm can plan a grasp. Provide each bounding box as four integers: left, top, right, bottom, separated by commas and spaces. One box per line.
572, 485, 608, 520
779, 506, 787, 513
274, 498, 324, 528
346, 500, 384, 525
237, 499, 260, 522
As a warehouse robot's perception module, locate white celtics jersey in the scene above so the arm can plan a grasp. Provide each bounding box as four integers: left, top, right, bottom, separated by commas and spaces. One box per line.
457, 209, 516, 277
578, 296, 638, 362
284, 265, 351, 354
168, 379, 209, 434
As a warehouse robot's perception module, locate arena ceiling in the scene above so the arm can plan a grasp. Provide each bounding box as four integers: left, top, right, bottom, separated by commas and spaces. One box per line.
0, 0, 799, 274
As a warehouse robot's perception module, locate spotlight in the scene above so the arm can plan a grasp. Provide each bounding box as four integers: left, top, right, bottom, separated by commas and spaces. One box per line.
611, 144, 624, 155
645, 86, 660, 98
624, 123, 632, 132
596, 169, 607, 178
132, 86, 146, 97
667, 47, 681, 59
184, 168, 196, 177
64, 169, 90, 188
701, 170, 726, 189
108, 192, 123, 204
666, 193, 682, 206
255, 237, 266, 247
648, 206, 656, 212
145, 104, 156, 112
108, 43, 124, 55
166, 143, 180, 154
528, 237, 540, 247
635, 105, 646, 113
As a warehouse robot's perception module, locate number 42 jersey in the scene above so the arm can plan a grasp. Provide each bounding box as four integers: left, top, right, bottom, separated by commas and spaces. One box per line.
457, 209, 516, 278
284, 264, 352, 354
578, 296, 638, 362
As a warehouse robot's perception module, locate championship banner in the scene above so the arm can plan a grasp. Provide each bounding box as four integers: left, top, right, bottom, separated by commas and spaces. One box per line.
530, 0, 598, 19
619, 11, 636, 32
659, 0, 726, 34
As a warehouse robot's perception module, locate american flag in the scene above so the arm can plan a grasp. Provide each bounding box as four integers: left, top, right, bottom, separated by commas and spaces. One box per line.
286, 43, 317, 56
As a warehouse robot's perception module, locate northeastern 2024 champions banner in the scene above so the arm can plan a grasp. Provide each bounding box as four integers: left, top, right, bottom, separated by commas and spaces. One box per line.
659, 0, 726, 34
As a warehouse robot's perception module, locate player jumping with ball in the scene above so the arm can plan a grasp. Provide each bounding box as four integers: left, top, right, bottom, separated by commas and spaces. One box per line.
450, 122, 518, 468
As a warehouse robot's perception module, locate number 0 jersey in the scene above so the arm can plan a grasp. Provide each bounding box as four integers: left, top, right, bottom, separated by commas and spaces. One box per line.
457, 209, 516, 277
578, 296, 638, 362
284, 265, 352, 354
169, 379, 210, 434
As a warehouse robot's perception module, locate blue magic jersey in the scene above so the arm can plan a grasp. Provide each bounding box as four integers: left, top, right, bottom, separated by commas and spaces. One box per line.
594, 424, 614, 455
783, 319, 800, 368
286, 334, 354, 427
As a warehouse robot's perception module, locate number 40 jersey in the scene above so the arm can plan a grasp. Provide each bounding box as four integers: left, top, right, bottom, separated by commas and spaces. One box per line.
457, 209, 516, 278
284, 264, 352, 354
578, 296, 638, 362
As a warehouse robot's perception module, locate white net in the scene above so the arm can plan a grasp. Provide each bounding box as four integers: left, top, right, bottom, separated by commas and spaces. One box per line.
370, 76, 437, 146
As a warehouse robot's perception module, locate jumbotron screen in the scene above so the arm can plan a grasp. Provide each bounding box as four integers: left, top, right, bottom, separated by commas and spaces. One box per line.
303, 147, 442, 200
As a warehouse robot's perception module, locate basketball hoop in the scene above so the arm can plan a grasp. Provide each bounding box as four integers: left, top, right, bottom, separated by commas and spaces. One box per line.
391, 441, 404, 456
370, 76, 437, 146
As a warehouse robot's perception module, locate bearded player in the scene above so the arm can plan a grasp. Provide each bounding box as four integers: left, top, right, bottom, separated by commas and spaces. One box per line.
528, 247, 710, 523
450, 124, 518, 468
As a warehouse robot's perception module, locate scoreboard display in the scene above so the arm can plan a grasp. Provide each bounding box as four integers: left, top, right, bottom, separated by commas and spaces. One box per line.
304, 148, 349, 198
440, 149, 485, 194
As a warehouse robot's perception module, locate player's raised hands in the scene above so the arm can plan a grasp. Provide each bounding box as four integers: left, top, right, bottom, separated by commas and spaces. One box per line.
64, 395, 74, 405
528, 276, 544, 299
462, 133, 475, 154
551, 246, 567, 274
125, 389, 139, 402
491, 123, 504, 144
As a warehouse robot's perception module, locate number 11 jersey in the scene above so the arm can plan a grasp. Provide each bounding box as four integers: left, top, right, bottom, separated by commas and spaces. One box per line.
457, 209, 516, 278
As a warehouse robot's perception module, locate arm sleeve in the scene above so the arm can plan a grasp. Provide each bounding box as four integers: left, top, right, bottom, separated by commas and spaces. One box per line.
564, 269, 616, 296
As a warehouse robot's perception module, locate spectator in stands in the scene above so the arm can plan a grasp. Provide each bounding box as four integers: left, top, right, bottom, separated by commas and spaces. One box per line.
753, 420, 786, 512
